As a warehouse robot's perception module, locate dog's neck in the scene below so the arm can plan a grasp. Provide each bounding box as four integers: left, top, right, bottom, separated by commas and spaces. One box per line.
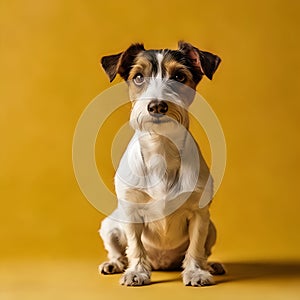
139, 132, 181, 161
138, 131, 187, 187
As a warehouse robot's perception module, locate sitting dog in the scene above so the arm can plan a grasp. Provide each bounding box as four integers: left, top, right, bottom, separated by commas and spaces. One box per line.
98, 41, 225, 286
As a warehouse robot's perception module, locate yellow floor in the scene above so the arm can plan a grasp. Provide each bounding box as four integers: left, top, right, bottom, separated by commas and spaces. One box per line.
1, 259, 300, 300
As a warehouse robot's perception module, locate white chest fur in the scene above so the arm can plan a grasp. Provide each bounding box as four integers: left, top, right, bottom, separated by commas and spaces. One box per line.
113, 128, 213, 224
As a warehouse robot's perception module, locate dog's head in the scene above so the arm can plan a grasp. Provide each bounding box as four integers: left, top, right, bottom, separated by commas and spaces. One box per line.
101, 42, 221, 132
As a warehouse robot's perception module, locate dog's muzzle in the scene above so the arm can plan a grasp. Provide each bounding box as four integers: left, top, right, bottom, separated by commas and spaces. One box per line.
147, 100, 168, 117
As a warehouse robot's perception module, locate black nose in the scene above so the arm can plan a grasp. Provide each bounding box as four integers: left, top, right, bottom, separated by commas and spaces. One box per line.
147, 100, 168, 116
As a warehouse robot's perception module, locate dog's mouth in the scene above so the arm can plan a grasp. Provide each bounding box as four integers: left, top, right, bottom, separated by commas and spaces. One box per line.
151, 117, 170, 124
145, 114, 184, 127
131, 111, 188, 132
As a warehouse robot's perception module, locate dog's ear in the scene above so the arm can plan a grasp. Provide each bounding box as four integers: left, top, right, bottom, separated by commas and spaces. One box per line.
101, 43, 145, 82
101, 52, 123, 82
178, 41, 221, 80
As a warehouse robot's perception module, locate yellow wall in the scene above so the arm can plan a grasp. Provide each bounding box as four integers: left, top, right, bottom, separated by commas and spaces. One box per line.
1, 0, 300, 263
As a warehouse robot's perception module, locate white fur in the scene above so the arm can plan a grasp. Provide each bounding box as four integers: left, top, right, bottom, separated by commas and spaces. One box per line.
156, 53, 164, 78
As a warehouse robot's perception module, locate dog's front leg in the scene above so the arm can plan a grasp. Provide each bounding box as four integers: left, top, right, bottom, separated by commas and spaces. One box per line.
120, 223, 151, 286
182, 208, 214, 286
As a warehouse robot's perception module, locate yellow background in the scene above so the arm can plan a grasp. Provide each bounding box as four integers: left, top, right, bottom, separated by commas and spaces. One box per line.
1, 0, 300, 299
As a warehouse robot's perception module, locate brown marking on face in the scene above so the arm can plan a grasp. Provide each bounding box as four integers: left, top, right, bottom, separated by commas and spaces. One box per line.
127, 55, 155, 104
165, 102, 189, 128
128, 55, 154, 80
127, 52, 197, 129
163, 60, 196, 89
162, 59, 197, 108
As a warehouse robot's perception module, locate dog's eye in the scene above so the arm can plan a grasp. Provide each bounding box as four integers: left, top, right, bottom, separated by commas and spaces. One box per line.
174, 73, 186, 83
133, 73, 145, 86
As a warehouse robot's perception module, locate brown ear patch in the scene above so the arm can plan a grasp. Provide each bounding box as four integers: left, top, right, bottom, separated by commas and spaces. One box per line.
118, 43, 145, 80
101, 43, 145, 82
178, 41, 221, 80
101, 52, 122, 82
178, 41, 202, 71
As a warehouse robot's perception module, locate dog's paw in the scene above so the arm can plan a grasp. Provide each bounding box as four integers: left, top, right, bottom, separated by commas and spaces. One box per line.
208, 262, 226, 275
120, 270, 151, 286
182, 269, 215, 287
98, 261, 125, 275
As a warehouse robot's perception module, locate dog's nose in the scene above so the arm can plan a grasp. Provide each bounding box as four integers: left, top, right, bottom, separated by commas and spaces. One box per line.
147, 100, 168, 116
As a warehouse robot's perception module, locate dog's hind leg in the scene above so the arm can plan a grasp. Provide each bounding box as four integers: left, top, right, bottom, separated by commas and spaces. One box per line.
205, 221, 226, 275
98, 217, 128, 274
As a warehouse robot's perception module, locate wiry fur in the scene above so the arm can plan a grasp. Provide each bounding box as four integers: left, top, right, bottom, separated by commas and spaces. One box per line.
99, 42, 224, 286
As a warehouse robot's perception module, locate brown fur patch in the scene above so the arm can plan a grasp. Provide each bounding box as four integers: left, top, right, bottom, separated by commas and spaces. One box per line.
125, 189, 151, 204
163, 60, 196, 89
128, 55, 154, 80
127, 55, 154, 102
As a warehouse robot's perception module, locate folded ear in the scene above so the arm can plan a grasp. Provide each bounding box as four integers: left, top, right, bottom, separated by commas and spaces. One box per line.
101, 43, 145, 82
178, 41, 221, 80
101, 52, 123, 82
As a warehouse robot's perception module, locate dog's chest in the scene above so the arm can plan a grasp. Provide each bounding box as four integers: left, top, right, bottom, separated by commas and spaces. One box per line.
115, 131, 204, 204
142, 143, 180, 196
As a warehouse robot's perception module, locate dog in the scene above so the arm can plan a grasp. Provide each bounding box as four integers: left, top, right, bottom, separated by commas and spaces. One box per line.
98, 41, 225, 286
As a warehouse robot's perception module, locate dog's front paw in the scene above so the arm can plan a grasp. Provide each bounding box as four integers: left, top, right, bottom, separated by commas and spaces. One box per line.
120, 269, 151, 286
182, 269, 215, 287
99, 261, 125, 275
